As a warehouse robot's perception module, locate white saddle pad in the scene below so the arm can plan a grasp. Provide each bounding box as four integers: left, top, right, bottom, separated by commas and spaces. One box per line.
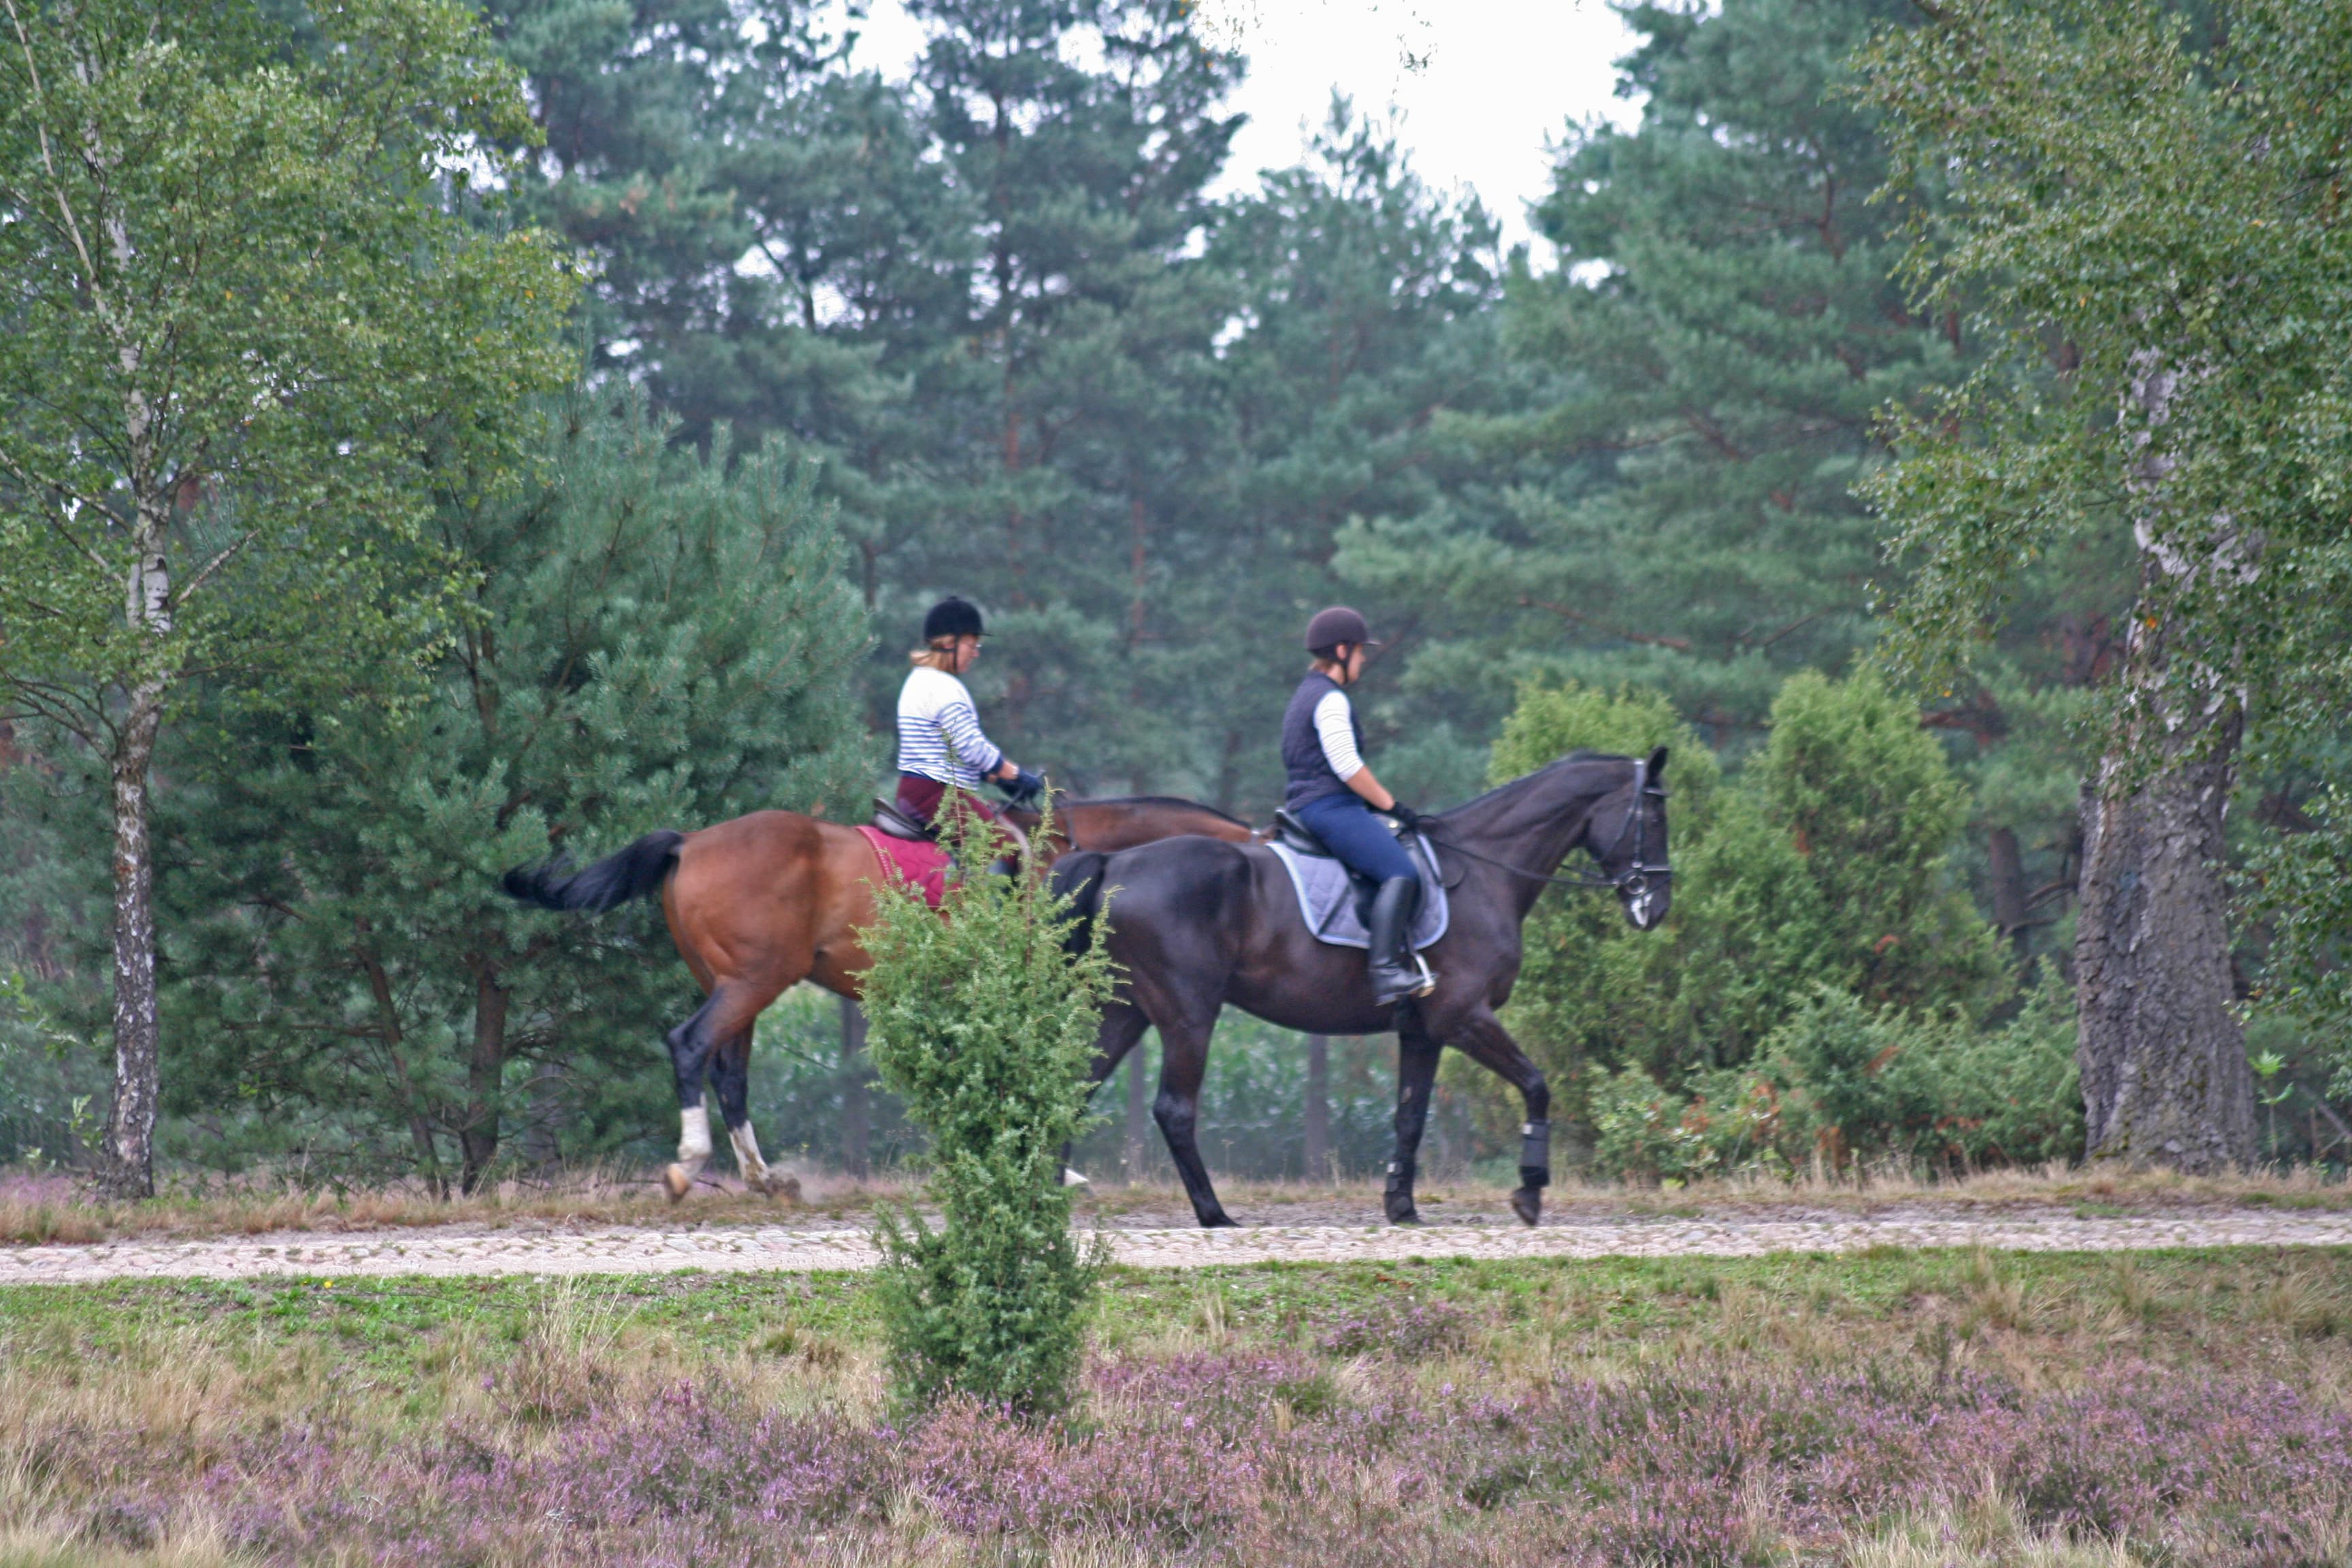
1266, 835, 1449, 952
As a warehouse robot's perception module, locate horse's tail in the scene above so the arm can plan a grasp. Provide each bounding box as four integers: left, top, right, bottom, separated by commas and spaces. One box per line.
502, 830, 685, 913
1050, 850, 1109, 956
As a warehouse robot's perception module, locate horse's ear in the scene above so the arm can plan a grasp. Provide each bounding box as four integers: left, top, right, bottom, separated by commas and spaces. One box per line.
1647, 745, 1669, 779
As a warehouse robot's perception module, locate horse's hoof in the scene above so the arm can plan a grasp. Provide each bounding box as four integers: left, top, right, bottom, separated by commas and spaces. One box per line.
1200, 1211, 1237, 1229
1509, 1187, 1541, 1227
1060, 1167, 1092, 1188
764, 1174, 802, 1203
662, 1164, 693, 1203
1385, 1201, 1420, 1226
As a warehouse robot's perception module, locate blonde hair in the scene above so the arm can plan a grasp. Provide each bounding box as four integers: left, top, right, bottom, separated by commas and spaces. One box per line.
909, 636, 960, 671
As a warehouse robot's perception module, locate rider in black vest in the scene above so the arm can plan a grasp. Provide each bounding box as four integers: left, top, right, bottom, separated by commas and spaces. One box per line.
1282, 606, 1434, 1006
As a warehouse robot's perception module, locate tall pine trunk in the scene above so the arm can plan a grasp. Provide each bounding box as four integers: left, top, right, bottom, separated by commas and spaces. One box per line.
1123, 1047, 1150, 1181
840, 995, 870, 1179
1303, 1033, 1330, 1179
1985, 826, 2031, 964
460, 964, 509, 1193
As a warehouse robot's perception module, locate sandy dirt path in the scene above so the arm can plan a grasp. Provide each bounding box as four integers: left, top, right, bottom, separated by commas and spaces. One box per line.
2, 1211, 2348, 1284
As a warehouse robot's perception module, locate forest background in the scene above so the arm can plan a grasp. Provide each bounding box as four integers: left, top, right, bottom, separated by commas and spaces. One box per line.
0, 0, 2339, 1192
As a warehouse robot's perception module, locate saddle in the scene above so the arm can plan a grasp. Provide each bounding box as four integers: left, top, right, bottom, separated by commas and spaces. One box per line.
870, 797, 937, 843
1272, 806, 1407, 864
1271, 806, 1411, 922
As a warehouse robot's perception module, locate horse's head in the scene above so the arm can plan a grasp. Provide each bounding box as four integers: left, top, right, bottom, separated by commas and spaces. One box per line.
1589, 746, 1673, 931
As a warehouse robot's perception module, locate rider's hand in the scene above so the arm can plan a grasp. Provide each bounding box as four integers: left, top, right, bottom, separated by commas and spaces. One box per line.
996, 766, 1046, 805
1385, 802, 1422, 830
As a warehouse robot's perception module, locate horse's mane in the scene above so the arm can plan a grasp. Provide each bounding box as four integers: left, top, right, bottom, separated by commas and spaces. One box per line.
1434, 749, 1628, 821
1067, 794, 1254, 829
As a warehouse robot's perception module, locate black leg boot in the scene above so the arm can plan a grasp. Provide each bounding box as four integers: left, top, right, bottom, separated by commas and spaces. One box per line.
1365, 876, 1431, 1006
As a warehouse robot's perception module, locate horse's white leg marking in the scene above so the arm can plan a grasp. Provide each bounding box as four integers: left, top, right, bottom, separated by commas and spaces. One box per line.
664, 1103, 713, 1199
728, 1120, 770, 1191
679, 1102, 713, 1166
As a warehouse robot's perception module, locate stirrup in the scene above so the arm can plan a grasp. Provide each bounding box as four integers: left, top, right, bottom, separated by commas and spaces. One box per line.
1371, 957, 1435, 1006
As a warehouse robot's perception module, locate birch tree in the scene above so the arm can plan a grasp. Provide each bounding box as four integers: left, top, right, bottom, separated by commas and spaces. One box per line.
1861, 0, 2352, 1168
0, 0, 573, 1195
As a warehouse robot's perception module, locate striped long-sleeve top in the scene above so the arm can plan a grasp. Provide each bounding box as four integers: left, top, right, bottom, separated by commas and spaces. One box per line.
896, 666, 1004, 788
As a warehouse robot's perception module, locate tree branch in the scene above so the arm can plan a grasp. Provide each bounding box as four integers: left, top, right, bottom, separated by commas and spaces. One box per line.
1518, 596, 1693, 652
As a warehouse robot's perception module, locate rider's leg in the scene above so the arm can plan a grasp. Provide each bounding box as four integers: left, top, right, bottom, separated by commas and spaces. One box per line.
1364, 876, 1425, 1006
1295, 794, 1428, 1004
1385, 1011, 1443, 1224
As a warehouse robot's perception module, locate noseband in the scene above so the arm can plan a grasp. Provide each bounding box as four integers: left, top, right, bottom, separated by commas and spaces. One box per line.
1606, 758, 1674, 904
1424, 758, 1672, 897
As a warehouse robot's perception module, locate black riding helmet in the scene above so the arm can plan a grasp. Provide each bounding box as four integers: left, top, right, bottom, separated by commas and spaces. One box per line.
924, 596, 985, 642
1303, 605, 1377, 657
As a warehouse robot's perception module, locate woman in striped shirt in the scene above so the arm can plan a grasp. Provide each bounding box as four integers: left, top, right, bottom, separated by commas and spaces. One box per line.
896, 597, 1042, 828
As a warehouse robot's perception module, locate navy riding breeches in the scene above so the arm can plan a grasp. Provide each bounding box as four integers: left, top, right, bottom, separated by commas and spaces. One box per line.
1294, 794, 1419, 885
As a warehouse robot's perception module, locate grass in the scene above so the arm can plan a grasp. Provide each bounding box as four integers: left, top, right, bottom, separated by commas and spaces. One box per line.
5, 1158, 2347, 1245
0, 1246, 2348, 1563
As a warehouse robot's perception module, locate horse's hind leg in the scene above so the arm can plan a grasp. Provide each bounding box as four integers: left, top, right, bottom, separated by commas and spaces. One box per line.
662, 983, 768, 1201
1152, 1013, 1235, 1229
711, 1029, 799, 1202
1384, 1009, 1443, 1225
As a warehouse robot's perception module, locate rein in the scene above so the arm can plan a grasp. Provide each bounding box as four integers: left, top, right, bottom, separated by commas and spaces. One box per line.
1423, 759, 1672, 897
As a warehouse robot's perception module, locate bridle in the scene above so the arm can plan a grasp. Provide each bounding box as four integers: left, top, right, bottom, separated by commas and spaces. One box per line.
1422, 757, 1672, 900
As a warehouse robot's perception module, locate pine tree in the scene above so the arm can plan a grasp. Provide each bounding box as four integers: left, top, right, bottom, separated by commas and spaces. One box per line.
1345, 0, 1962, 740
1207, 103, 1515, 811
160, 391, 868, 1189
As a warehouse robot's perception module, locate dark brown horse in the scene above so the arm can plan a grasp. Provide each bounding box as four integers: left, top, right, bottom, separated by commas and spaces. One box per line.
502, 794, 1256, 1200
1052, 750, 1672, 1228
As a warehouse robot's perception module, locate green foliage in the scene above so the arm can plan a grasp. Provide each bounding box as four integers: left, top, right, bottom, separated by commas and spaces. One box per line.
157, 389, 868, 1188
1343, 0, 1966, 740
1592, 983, 2082, 1182
1486, 683, 1720, 1093
2249, 785, 2352, 1100
1861, 0, 2352, 710
1499, 674, 2002, 1126
0, 0, 576, 725
858, 797, 1116, 1416
0, 0, 576, 1190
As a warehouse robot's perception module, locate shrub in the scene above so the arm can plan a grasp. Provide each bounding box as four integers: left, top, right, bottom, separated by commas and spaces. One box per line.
1485, 672, 2008, 1160
1588, 982, 2083, 1181
858, 796, 1115, 1417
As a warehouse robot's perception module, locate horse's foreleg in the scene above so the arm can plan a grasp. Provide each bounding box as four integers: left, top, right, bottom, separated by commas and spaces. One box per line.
1449, 1007, 1552, 1226
1385, 1012, 1443, 1225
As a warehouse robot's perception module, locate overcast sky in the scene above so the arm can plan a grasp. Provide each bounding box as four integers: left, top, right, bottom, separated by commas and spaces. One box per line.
833, 0, 1644, 255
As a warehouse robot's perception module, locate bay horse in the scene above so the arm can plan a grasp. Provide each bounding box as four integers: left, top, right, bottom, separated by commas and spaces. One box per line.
1051, 749, 1672, 1228
502, 794, 1256, 1200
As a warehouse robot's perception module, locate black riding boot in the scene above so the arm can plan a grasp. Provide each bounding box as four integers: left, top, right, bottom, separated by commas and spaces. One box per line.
1365, 876, 1431, 1006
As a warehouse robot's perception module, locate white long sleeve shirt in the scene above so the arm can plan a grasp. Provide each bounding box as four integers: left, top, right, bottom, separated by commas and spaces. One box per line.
1313, 687, 1366, 781
896, 666, 1004, 788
